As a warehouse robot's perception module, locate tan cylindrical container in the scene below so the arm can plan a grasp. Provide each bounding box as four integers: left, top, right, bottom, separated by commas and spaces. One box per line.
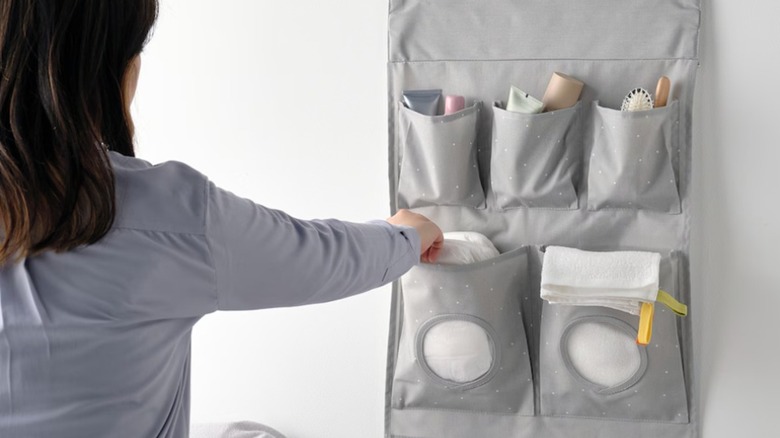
542, 72, 584, 111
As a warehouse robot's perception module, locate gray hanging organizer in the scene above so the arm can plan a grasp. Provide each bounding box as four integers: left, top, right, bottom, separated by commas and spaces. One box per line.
384, 1, 701, 437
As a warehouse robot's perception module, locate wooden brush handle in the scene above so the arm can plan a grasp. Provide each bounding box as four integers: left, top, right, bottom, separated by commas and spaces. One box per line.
655, 76, 671, 108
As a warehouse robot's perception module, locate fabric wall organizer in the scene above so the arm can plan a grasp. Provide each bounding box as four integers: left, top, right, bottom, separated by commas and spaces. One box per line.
384, 1, 701, 437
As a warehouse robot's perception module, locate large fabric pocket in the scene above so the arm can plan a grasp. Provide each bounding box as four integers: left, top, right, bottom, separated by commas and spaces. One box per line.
587, 100, 681, 213
391, 246, 533, 414
539, 250, 689, 423
490, 101, 581, 209
396, 102, 485, 208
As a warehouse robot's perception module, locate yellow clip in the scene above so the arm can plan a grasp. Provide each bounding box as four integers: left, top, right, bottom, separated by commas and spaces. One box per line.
636, 302, 654, 346
657, 290, 688, 317
637, 291, 687, 346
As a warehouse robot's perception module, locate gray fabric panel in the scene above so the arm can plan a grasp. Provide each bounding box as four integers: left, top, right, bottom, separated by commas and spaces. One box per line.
491, 101, 581, 209
397, 102, 486, 208
587, 100, 682, 213
385, 2, 700, 437
385, 62, 698, 435
388, 0, 701, 61
391, 247, 533, 414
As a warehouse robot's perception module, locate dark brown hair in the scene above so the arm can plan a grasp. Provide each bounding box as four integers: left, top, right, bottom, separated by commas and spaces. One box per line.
0, 0, 158, 264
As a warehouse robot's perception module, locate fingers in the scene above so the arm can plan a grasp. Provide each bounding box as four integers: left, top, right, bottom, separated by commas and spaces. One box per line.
386, 209, 443, 264
421, 230, 444, 263
426, 245, 442, 263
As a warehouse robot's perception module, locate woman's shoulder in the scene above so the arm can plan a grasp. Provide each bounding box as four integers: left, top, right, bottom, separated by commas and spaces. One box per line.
108, 150, 209, 235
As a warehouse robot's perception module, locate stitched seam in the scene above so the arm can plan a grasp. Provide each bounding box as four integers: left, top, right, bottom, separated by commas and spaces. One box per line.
389, 406, 532, 417
388, 408, 688, 425
539, 413, 689, 425
201, 179, 220, 311
113, 225, 205, 237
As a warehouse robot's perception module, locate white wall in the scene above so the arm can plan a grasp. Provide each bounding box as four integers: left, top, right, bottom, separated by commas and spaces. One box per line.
131, 1, 779, 437
692, 1, 780, 436
134, 2, 393, 437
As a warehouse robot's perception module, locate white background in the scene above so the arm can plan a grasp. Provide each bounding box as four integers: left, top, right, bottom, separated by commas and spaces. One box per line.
131, 1, 780, 437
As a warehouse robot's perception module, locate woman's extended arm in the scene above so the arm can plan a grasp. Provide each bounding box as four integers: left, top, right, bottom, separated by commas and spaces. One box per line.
205, 180, 437, 310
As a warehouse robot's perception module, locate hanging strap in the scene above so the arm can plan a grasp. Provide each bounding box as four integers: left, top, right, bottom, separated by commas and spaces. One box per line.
657, 290, 688, 317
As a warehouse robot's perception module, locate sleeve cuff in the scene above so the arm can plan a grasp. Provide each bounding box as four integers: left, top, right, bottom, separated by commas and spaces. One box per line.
368, 219, 421, 282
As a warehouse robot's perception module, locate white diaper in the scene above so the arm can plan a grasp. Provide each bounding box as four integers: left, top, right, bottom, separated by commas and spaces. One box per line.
564, 320, 642, 387
436, 232, 500, 265
422, 319, 494, 383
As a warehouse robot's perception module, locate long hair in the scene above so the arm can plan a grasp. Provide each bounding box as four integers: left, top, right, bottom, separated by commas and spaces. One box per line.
0, 0, 158, 264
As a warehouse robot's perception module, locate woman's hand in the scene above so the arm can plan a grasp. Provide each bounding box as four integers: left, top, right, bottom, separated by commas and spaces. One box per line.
387, 209, 444, 263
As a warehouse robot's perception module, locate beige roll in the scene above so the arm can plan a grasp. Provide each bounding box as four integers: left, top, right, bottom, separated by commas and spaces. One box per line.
542, 72, 584, 111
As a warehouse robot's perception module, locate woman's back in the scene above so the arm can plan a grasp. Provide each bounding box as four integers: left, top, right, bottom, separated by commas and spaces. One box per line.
0, 2, 431, 436
0, 151, 421, 438
0, 152, 217, 437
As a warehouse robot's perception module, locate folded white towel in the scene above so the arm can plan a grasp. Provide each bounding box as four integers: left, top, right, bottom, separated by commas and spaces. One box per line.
436, 231, 500, 265
540, 246, 661, 315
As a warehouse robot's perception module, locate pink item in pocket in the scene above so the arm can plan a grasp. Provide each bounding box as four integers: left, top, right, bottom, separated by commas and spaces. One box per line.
444, 95, 466, 115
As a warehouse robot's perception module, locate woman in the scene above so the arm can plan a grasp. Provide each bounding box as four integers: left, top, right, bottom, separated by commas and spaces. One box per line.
0, 1, 443, 437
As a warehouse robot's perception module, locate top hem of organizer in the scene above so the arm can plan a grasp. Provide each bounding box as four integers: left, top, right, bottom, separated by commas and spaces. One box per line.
388, 57, 701, 64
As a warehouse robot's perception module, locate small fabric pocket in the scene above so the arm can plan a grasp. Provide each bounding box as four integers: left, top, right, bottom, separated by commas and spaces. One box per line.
490, 101, 581, 209
391, 246, 533, 414
397, 102, 485, 208
539, 251, 689, 423
587, 100, 681, 213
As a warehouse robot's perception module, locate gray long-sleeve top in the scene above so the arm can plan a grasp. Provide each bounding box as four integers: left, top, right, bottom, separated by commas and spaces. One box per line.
0, 150, 421, 437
